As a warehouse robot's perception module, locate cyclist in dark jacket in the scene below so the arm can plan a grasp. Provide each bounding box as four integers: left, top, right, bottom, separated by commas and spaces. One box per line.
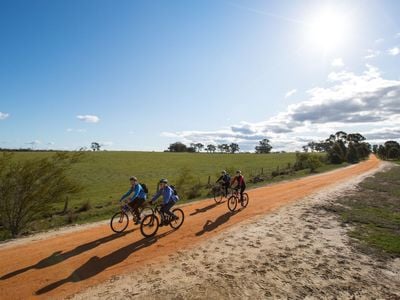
231, 170, 246, 202
216, 170, 230, 196
119, 176, 147, 224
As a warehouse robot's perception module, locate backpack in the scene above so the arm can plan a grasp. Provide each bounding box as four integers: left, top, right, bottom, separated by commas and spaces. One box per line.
224, 174, 231, 183
170, 185, 178, 196
140, 183, 149, 194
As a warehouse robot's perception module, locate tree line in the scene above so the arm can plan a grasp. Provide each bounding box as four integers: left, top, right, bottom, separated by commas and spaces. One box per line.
167, 138, 273, 154
373, 140, 400, 160
302, 131, 371, 164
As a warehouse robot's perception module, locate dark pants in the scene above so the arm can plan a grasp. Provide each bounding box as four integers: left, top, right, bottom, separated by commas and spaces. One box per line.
161, 200, 176, 218
222, 182, 230, 196
239, 185, 246, 201
128, 198, 145, 220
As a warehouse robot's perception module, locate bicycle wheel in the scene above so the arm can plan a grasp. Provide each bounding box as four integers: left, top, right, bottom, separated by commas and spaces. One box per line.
110, 212, 129, 233
169, 208, 184, 229
213, 188, 224, 203
140, 206, 154, 219
140, 214, 159, 237
227, 195, 237, 212
240, 193, 249, 208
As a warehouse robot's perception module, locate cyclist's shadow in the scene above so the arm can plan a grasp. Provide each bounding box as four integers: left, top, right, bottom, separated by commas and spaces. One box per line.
35, 230, 173, 295
0, 229, 136, 280
190, 202, 222, 216
195, 211, 236, 236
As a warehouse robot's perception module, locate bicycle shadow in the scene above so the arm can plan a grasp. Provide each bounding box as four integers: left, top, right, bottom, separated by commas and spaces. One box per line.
35, 230, 174, 295
195, 211, 236, 236
1, 229, 136, 281
189, 201, 222, 216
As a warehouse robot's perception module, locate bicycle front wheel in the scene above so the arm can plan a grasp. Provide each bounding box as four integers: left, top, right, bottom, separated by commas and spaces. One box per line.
241, 193, 249, 208
140, 214, 159, 237
110, 212, 129, 233
213, 188, 224, 203
227, 196, 237, 212
170, 208, 184, 229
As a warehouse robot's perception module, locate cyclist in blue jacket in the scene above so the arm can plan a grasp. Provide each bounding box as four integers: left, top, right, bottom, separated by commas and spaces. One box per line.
119, 176, 147, 224
150, 178, 179, 225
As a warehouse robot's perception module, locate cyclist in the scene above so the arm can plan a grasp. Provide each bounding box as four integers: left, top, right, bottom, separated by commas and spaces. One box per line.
119, 176, 147, 224
150, 178, 179, 225
231, 170, 246, 202
216, 170, 231, 197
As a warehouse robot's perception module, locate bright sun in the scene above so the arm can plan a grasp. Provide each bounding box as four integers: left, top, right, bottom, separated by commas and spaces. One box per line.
306, 9, 349, 53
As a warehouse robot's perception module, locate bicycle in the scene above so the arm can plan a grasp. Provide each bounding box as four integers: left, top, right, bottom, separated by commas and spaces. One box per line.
212, 182, 232, 203
110, 201, 154, 233
227, 188, 249, 212
140, 202, 184, 238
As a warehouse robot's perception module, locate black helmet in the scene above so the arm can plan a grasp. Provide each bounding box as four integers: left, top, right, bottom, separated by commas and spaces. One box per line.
159, 178, 168, 184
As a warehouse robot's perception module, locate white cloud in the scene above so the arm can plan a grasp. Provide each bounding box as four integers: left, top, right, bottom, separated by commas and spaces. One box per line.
331, 58, 344, 67
388, 47, 400, 56
67, 128, 87, 133
285, 89, 297, 98
77, 114, 100, 123
0, 112, 9, 120
162, 65, 400, 151
375, 38, 384, 44
364, 49, 380, 59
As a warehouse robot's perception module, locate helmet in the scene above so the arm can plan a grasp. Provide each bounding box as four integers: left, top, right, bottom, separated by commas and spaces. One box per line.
221, 170, 227, 174
159, 178, 168, 184
236, 170, 241, 174
129, 176, 137, 181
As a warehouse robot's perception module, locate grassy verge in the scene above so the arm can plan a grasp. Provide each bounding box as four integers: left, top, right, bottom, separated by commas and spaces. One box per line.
0, 151, 346, 241
326, 165, 400, 258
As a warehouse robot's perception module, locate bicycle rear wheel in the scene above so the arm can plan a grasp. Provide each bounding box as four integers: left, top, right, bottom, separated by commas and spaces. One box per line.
227, 196, 237, 212
110, 212, 129, 233
240, 193, 249, 208
140, 214, 159, 237
169, 208, 184, 229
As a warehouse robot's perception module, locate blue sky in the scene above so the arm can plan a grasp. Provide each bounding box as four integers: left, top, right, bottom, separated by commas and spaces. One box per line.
0, 0, 399, 151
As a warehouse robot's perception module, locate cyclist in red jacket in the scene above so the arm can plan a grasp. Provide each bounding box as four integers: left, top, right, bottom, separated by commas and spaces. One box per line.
231, 170, 246, 202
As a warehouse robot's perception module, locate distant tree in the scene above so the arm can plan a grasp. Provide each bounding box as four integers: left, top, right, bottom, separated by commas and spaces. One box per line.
302, 145, 309, 152
0, 152, 82, 237
229, 143, 240, 154
372, 144, 378, 154
196, 143, 204, 152
168, 142, 188, 152
255, 138, 272, 154
206, 144, 216, 153
382, 140, 400, 160
91, 142, 101, 151
187, 146, 196, 153
217, 144, 224, 153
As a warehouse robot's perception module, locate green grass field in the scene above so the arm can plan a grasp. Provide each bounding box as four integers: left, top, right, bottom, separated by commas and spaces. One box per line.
1, 151, 343, 240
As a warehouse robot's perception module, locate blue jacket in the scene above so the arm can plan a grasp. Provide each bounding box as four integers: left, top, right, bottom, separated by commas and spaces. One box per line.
151, 186, 178, 205
120, 184, 146, 202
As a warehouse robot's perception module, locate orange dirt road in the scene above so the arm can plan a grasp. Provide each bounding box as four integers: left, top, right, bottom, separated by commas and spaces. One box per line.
0, 156, 381, 300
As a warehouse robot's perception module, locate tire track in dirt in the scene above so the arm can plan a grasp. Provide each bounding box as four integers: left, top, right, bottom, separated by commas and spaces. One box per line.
0, 156, 381, 300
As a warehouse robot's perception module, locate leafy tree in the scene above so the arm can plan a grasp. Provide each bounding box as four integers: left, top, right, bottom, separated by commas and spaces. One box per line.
0, 152, 82, 237
168, 142, 187, 152
255, 138, 272, 154
196, 143, 204, 152
91, 142, 101, 151
229, 143, 240, 154
206, 144, 216, 153
372, 144, 378, 154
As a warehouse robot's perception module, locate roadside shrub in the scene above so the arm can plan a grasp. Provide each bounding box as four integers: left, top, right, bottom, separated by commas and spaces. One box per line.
294, 153, 324, 173
77, 200, 92, 212
0, 152, 83, 237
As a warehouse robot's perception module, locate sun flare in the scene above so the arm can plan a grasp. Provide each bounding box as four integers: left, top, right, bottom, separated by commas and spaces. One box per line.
306, 9, 350, 53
